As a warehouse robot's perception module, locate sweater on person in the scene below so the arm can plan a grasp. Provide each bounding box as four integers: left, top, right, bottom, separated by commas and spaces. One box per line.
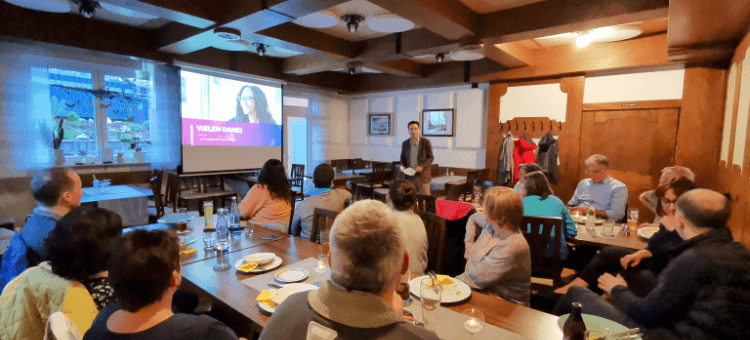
0, 208, 61, 290
610, 227, 750, 340
239, 184, 291, 225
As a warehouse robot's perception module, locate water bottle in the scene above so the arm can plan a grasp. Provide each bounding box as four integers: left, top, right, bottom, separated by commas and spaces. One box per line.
586, 200, 596, 235
215, 208, 229, 251
562, 302, 587, 340
229, 197, 240, 235
93, 174, 100, 193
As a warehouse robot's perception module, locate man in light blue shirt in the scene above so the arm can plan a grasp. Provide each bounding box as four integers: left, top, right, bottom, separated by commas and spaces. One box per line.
568, 154, 628, 222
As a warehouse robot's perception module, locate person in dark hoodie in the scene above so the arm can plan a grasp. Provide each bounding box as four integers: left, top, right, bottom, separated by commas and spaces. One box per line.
554, 189, 750, 340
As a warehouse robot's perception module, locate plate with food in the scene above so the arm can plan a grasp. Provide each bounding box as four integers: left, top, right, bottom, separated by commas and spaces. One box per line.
178, 236, 197, 249
235, 253, 282, 273
572, 215, 605, 225
270, 283, 318, 305
158, 213, 194, 231
409, 275, 472, 304
637, 226, 660, 239
557, 313, 640, 340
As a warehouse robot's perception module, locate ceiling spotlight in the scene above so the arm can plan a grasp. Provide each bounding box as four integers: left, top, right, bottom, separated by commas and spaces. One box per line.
253, 43, 267, 57
72, 0, 100, 18
342, 14, 365, 33
348, 68, 355, 75
214, 27, 242, 41
436, 53, 445, 63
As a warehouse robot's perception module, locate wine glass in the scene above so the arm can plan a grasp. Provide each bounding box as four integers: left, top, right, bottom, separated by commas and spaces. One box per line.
462, 308, 485, 338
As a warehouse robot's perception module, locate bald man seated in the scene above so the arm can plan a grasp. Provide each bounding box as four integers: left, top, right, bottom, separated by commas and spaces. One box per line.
554, 189, 750, 340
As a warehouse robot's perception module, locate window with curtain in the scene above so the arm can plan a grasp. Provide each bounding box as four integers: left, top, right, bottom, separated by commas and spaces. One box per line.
0, 40, 180, 175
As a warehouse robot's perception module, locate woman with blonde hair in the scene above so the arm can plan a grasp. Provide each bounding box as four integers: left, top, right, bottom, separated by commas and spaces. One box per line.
458, 187, 531, 306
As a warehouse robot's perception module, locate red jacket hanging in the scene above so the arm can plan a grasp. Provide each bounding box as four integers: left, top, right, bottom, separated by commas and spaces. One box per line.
513, 133, 537, 185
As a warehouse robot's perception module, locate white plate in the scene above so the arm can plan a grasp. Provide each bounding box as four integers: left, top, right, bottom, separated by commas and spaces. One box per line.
638, 226, 660, 239
243, 252, 276, 266
257, 299, 277, 314
409, 275, 472, 304
270, 283, 318, 305
178, 236, 197, 248
158, 213, 194, 224
235, 256, 283, 273
274, 268, 310, 283
557, 314, 640, 339
573, 216, 606, 225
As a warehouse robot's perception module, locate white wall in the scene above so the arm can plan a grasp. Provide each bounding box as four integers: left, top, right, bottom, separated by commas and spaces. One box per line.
583, 68, 685, 103
347, 85, 487, 169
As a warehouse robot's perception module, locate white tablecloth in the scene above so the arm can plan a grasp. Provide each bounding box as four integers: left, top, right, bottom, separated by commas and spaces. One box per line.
82, 185, 151, 227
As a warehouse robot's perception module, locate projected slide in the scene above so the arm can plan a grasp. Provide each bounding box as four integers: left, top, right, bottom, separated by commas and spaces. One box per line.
181, 70, 281, 147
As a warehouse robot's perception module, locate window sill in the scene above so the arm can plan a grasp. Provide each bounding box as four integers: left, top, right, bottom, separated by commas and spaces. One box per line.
56, 162, 152, 173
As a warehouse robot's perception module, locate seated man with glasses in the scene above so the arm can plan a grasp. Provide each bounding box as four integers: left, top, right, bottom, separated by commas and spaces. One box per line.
568, 154, 628, 222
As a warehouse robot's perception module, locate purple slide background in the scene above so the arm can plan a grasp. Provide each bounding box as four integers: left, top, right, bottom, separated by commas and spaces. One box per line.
182, 118, 281, 147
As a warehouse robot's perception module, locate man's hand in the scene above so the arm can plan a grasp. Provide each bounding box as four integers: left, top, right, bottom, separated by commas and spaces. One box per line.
598, 273, 627, 294
620, 250, 652, 269
570, 206, 588, 215
416, 166, 423, 173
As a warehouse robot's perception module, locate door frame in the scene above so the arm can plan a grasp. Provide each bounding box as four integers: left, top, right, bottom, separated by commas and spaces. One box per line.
284, 116, 308, 172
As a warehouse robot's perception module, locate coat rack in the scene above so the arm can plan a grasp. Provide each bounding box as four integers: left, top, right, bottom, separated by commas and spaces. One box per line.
499, 117, 563, 138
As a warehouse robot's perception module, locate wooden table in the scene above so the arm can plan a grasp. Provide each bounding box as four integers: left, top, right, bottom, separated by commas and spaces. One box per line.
124, 216, 289, 265
179, 228, 563, 339
81, 185, 152, 226
570, 225, 648, 251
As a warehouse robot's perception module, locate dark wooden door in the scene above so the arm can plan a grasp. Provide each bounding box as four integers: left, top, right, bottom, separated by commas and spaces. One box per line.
579, 108, 680, 223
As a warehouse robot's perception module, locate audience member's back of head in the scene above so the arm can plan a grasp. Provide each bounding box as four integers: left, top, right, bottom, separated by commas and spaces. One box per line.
519, 163, 542, 174
676, 189, 731, 229
523, 171, 553, 199
483, 187, 524, 230
330, 200, 404, 295
31, 168, 74, 207
313, 163, 335, 189
43, 207, 122, 282
258, 159, 291, 200
110, 229, 180, 313
389, 180, 417, 212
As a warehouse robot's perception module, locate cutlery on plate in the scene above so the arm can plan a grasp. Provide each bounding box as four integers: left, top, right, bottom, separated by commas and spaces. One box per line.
268, 283, 284, 289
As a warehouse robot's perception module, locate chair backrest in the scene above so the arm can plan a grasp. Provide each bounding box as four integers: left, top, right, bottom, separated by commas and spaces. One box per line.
354, 183, 373, 201
351, 158, 364, 169
390, 162, 403, 182
202, 175, 226, 192
290, 164, 305, 185
414, 194, 436, 212
310, 208, 340, 244
371, 162, 387, 187
165, 173, 181, 211
150, 170, 165, 218
288, 191, 299, 234
334, 159, 350, 171
520, 215, 563, 287
462, 170, 480, 201
417, 210, 447, 274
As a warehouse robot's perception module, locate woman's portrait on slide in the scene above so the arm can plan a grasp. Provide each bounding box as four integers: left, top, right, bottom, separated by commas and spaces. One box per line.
230, 85, 278, 125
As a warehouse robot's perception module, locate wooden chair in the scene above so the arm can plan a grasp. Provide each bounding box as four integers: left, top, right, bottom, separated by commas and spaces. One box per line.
354, 183, 387, 203
417, 211, 448, 274
148, 170, 170, 222
334, 159, 350, 171
288, 191, 299, 235
520, 215, 563, 291
309, 208, 339, 244
202, 175, 239, 207
414, 194, 436, 212
289, 164, 305, 198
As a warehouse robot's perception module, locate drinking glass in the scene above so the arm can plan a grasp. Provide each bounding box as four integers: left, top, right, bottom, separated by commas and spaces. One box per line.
176, 208, 188, 232
212, 249, 230, 271
601, 220, 616, 237
420, 278, 442, 332
315, 253, 328, 274
628, 208, 639, 230
203, 232, 216, 251
246, 221, 255, 236
203, 201, 213, 225
462, 308, 485, 339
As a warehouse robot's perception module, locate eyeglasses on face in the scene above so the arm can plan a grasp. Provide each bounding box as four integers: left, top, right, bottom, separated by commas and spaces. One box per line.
585, 168, 604, 175
660, 198, 677, 206
240, 96, 255, 102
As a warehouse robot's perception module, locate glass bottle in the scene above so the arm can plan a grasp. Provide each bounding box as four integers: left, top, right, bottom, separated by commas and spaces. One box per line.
586, 200, 596, 235
229, 197, 240, 235
215, 208, 229, 251
563, 302, 587, 340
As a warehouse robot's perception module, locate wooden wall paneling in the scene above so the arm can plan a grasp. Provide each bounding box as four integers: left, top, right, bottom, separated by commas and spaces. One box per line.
675, 67, 727, 190
556, 76, 584, 203
581, 100, 682, 111
485, 83, 508, 181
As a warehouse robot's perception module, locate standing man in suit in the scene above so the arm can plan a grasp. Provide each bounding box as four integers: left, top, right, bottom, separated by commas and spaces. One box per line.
400, 121, 434, 194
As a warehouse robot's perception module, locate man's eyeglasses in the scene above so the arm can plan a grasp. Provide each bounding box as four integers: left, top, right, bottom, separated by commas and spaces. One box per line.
660, 198, 677, 206
240, 96, 255, 102
585, 168, 604, 175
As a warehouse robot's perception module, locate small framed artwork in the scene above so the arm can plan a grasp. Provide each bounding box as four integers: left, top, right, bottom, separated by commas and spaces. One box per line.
368, 113, 392, 136
421, 109, 455, 137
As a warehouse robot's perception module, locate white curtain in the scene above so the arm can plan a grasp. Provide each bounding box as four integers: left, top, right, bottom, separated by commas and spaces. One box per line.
0, 40, 180, 175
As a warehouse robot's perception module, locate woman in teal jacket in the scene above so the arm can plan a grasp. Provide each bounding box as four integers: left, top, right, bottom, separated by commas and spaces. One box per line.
521, 171, 577, 260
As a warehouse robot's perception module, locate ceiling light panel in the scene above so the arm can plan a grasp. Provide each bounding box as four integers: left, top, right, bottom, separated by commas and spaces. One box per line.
294, 10, 338, 28
4, 0, 71, 13
99, 2, 157, 20
367, 14, 414, 33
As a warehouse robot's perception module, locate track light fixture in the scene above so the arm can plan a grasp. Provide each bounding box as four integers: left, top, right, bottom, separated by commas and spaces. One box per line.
253, 43, 267, 57
72, 0, 100, 18
342, 14, 365, 33
436, 53, 445, 63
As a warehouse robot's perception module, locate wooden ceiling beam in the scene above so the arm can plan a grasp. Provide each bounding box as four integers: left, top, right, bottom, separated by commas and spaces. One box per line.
282, 54, 350, 75
368, 0, 479, 40
104, 0, 219, 28
0, 2, 171, 62
479, 0, 669, 44
667, 0, 750, 64
471, 34, 673, 83
257, 23, 357, 59
367, 60, 432, 78
482, 43, 533, 68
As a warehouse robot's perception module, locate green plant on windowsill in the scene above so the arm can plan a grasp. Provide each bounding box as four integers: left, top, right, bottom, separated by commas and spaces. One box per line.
53, 119, 64, 150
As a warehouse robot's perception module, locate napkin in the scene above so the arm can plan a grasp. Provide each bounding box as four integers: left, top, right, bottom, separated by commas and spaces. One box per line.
400, 166, 416, 176
256, 290, 276, 306
180, 248, 197, 255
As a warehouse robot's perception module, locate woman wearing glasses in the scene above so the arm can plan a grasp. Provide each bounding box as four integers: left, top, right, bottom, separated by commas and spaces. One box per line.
230, 85, 277, 125
555, 178, 696, 295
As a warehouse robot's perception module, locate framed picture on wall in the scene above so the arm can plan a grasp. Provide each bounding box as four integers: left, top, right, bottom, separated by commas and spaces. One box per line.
421, 109, 455, 137
368, 113, 392, 136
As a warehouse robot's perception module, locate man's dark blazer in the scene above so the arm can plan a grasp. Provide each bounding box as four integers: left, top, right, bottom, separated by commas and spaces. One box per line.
400, 137, 434, 183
